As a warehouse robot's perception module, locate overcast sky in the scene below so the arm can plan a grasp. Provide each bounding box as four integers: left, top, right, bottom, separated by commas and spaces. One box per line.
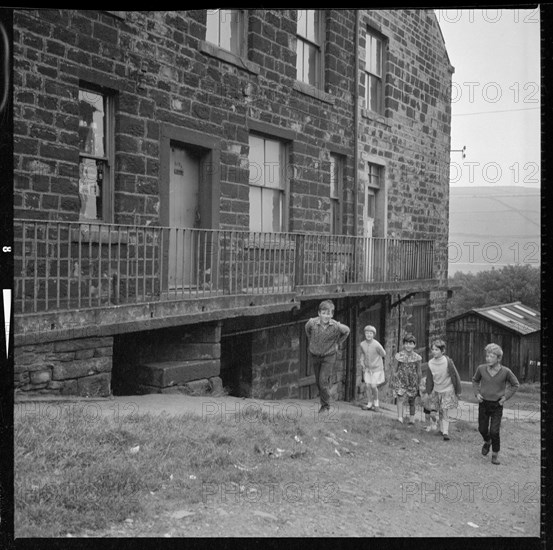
435, 8, 541, 189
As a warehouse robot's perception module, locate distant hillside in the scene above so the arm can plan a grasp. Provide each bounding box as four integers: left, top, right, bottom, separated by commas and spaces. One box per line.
448, 186, 540, 274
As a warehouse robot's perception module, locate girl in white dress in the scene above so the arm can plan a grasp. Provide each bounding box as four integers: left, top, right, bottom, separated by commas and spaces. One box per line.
359, 325, 387, 412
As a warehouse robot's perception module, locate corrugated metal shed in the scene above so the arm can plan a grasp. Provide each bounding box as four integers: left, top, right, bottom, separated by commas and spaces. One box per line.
471, 302, 540, 335
446, 301, 541, 381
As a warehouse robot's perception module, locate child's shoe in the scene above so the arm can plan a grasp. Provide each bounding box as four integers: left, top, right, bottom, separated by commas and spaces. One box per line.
491, 453, 500, 465
481, 441, 491, 456
443, 434, 450, 441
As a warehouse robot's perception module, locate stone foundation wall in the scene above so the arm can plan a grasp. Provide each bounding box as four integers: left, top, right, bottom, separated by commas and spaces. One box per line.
251, 325, 301, 400
14, 336, 113, 397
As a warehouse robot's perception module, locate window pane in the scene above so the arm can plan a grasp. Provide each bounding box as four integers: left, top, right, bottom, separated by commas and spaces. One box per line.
79, 90, 105, 157
367, 191, 376, 219
374, 39, 382, 77
368, 163, 381, 188
79, 158, 103, 220
249, 186, 262, 232
270, 188, 283, 232
228, 10, 241, 54
375, 80, 382, 111
306, 43, 318, 87
297, 9, 307, 38
249, 135, 265, 186
366, 34, 382, 76
296, 41, 305, 81
306, 10, 317, 42
264, 139, 282, 189
330, 155, 338, 198
367, 75, 381, 112
219, 10, 240, 54
331, 199, 339, 234
261, 189, 273, 232
206, 10, 219, 45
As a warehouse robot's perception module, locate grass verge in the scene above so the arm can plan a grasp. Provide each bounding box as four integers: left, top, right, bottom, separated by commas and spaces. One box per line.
15, 405, 394, 537
15, 394, 540, 537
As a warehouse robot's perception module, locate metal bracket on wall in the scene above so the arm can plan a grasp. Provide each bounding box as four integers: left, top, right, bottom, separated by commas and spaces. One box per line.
390, 292, 418, 309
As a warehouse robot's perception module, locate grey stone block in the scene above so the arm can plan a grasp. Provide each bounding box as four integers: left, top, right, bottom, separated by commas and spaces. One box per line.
30, 370, 52, 385
183, 378, 211, 395
209, 376, 223, 394
77, 373, 111, 397
138, 359, 220, 388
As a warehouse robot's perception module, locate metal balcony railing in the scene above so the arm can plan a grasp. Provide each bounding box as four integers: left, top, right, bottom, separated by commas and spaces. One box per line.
14, 220, 435, 313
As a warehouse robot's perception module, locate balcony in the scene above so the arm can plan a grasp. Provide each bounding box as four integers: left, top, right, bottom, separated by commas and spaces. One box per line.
13, 220, 436, 339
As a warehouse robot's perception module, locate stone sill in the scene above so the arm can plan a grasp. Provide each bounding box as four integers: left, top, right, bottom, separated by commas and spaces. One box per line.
71, 226, 130, 244
243, 236, 296, 251
292, 81, 336, 105
198, 41, 261, 75
361, 108, 391, 128
104, 11, 126, 20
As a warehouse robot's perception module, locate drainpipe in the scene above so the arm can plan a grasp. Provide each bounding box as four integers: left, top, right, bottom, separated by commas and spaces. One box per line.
353, 9, 360, 239
347, 9, 360, 402
391, 292, 418, 351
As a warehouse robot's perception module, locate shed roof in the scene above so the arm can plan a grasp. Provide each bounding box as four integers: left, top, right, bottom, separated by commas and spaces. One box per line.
448, 301, 540, 336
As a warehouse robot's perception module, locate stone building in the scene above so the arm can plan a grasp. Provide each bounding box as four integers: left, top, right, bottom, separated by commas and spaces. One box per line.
13, 9, 453, 401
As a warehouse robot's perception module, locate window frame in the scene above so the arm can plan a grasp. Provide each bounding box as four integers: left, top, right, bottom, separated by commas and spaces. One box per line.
205, 9, 247, 58
367, 161, 382, 191
329, 153, 344, 235
78, 83, 115, 223
365, 161, 387, 238
296, 9, 325, 90
248, 133, 290, 233
364, 28, 386, 115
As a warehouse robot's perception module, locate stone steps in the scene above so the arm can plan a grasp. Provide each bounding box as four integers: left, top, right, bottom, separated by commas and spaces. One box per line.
137, 359, 221, 395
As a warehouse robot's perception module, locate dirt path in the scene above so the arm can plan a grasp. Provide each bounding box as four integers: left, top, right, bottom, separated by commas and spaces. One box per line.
37, 393, 540, 538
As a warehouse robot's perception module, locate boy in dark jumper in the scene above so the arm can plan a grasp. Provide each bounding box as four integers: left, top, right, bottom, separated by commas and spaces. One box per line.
305, 300, 350, 413
472, 343, 520, 465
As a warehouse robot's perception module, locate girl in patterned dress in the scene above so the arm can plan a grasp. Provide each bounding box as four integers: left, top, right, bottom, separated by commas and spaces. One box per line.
391, 334, 422, 424
425, 339, 462, 441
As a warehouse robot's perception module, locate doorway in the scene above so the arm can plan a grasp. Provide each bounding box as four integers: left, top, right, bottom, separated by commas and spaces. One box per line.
363, 162, 386, 281
160, 124, 221, 293
168, 144, 201, 288
363, 183, 376, 281
221, 334, 253, 397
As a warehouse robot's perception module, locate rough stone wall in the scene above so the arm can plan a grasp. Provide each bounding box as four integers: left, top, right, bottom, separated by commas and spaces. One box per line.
13, 9, 452, 401
14, 336, 113, 396
427, 288, 449, 340
357, 10, 453, 284
13, 8, 452, 286
13, 9, 357, 232
251, 325, 301, 400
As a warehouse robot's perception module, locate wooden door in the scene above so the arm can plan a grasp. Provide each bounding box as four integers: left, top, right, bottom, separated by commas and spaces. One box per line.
169, 144, 200, 287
